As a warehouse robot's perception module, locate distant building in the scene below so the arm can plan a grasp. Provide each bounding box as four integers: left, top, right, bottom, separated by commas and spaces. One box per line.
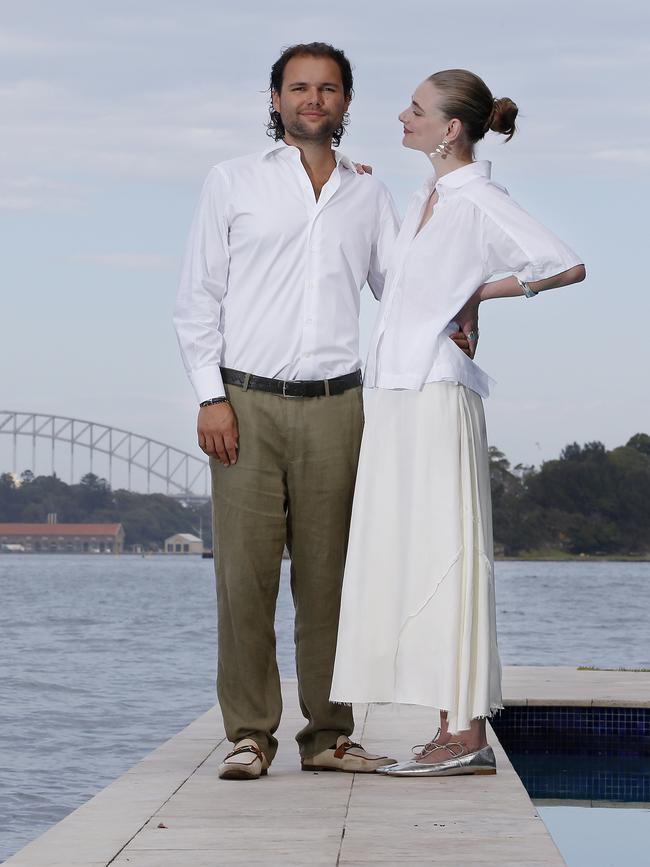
0, 523, 125, 554
164, 533, 203, 554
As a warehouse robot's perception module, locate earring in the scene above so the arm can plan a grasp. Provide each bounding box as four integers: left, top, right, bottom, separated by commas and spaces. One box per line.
429, 139, 451, 160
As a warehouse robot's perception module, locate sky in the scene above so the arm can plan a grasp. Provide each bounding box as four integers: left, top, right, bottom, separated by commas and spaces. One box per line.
2, 0, 649, 489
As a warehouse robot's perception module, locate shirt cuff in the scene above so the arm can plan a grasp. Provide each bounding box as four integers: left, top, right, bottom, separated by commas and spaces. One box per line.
189, 365, 225, 403
516, 253, 583, 284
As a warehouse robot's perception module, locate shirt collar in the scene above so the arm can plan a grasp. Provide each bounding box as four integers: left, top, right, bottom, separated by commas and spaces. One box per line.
261, 141, 293, 160
435, 159, 491, 190
419, 159, 492, 197
261, 140, 357, 173
334, 150, 358, 173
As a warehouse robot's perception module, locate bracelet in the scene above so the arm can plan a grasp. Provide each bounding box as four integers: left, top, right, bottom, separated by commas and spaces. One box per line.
516, 277, 538, 299
199, 397, 230, 408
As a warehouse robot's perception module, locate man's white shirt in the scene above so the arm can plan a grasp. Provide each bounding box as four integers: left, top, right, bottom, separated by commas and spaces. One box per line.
174, 141, 400, 402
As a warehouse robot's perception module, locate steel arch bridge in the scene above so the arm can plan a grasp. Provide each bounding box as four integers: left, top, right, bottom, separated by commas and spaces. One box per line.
0, 411, 209, 499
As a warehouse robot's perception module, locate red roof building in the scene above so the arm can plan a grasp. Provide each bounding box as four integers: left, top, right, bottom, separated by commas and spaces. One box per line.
0, 523, 124, 554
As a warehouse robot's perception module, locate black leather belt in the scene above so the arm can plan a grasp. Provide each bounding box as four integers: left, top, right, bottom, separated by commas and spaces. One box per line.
221, 367, 362, 398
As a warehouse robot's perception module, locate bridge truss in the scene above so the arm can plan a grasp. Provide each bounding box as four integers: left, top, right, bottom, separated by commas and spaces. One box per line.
0, 411, 209, 499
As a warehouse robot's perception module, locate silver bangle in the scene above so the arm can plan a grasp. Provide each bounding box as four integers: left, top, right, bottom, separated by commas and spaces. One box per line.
517, 277, 538, 298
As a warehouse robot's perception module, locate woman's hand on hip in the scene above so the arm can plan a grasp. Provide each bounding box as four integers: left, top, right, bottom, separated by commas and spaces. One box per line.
450, 329, 472, 357
453, 292, 482, 359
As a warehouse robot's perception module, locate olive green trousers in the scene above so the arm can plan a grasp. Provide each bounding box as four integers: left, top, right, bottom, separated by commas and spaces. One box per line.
210, 383, 363, 762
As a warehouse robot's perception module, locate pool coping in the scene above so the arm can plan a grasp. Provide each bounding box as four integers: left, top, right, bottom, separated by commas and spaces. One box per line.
502, 665, 650, 708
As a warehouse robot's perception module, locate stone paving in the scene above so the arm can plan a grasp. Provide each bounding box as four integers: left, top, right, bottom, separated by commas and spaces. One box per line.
7, 667, 649, 866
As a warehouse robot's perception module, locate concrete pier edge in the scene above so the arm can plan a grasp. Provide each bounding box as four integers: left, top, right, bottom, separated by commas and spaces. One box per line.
5, 667, 650, 866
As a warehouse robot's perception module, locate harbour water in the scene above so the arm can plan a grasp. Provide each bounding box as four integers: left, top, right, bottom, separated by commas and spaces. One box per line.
1, 555, 649, 863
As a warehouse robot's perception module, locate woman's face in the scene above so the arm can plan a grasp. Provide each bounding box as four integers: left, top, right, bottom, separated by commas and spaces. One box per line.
399, 80, 449, 153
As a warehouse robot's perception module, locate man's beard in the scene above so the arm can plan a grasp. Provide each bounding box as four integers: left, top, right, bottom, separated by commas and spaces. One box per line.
283, 113, 342, 144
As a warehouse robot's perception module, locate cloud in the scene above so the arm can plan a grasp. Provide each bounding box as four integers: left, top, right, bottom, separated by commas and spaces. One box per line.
69, 252, 176, 270
0, 78, 268, 189
591, 148, 650, 165
0, 177, 85, 212
0, 31, 56, 57
1, 3, 648, 205
556, 43, 650, 69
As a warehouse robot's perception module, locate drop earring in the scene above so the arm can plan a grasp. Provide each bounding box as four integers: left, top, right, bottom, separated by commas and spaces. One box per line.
429, 138, 451, 160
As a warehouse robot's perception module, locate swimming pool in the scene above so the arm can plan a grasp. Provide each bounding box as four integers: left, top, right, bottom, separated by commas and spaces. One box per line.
492, 705, 650, 866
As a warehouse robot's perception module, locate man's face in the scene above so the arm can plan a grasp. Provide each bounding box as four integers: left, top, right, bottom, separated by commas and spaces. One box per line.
272, 55, 350, 145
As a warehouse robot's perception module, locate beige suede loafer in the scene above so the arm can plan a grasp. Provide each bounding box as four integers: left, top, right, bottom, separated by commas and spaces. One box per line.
218, 738, 269, 780
301, 735, 396, 773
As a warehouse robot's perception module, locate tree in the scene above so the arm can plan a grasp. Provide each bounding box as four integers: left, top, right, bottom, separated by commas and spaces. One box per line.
626, 433, 650, 459
488, 448, 548, 555
75, 473, 114, 515
0, 473, 17, 521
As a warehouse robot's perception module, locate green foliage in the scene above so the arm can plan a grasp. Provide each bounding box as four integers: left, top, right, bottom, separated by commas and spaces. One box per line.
490, 436, 650, 555
626, 433, 650, 458
3, 433, 649, 555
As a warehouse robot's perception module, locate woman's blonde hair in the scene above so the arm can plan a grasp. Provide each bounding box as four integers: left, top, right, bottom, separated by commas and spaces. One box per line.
428, 69, 518, 145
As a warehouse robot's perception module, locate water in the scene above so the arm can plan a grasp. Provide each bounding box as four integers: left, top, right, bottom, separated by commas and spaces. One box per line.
1, 555, 649, 862
494, 560, 650, 668
538, 806, 650, 867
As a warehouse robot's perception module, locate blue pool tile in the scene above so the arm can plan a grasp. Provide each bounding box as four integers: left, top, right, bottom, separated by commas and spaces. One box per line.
492, 706, 650, 802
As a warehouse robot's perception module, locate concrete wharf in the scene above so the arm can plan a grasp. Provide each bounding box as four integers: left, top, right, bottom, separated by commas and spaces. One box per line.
5, 667, 650, 866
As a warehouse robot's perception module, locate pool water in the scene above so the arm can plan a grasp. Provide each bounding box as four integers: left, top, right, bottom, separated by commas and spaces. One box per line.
537, 805, 650, 867
507, 752, 649, 803
509, 751, 649, 865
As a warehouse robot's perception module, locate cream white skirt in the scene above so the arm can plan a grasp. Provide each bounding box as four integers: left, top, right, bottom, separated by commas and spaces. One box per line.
330, 381, 503, 732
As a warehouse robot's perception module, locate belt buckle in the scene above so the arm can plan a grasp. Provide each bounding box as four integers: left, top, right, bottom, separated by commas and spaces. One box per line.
282, 379, 303, 398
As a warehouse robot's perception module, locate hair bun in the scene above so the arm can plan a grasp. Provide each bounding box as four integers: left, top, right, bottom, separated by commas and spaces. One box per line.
489, 97, 518, 141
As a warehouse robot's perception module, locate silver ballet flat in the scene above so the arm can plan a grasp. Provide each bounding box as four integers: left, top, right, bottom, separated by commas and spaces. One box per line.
376, 743, 496, 777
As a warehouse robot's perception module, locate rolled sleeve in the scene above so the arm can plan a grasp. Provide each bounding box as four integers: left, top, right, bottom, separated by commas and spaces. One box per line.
481, 189, 583, 283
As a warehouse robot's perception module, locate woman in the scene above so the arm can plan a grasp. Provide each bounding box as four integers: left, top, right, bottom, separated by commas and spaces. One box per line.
329, 69, 585, 777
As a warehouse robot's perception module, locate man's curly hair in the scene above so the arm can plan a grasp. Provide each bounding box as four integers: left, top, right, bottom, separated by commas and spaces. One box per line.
267, 42, 354, 147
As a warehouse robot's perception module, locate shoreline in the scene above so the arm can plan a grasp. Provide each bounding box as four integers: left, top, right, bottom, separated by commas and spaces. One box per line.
497, 553, 650, 562
1, 551, 649, 562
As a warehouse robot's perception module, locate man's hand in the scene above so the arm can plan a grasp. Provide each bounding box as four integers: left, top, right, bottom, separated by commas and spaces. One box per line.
353, 163, 373, 175
452, 292, 481, 360
198, 403, 239, 466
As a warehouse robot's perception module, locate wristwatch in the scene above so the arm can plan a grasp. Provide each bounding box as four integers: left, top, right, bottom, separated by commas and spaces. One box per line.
199, 397, 230, 407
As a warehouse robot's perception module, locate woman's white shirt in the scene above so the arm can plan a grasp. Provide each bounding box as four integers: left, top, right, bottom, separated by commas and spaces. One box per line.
364, 160, 583, 397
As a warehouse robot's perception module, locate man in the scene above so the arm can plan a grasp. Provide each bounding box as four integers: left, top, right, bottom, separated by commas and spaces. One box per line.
174, 42, 472, 780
